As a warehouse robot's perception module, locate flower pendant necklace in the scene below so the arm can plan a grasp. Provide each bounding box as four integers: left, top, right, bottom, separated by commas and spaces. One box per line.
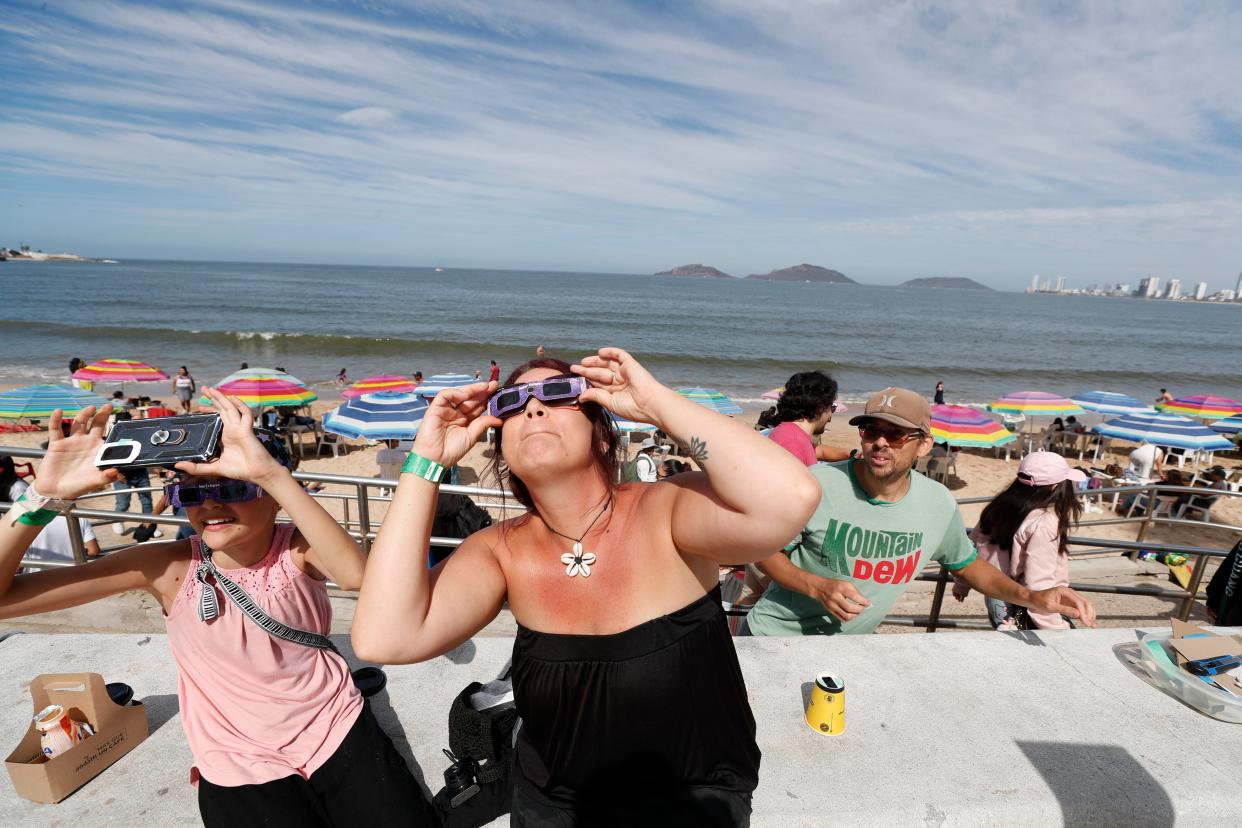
544, 496, 612, 578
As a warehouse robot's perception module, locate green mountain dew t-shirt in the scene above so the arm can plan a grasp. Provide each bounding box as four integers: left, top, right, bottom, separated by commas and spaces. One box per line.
748, 460, 977, 636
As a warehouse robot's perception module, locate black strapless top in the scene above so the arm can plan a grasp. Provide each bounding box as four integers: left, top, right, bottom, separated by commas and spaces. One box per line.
510, 585, 760, 824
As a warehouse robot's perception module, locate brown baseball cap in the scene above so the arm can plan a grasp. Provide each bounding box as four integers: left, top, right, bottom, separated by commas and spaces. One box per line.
849, 387, 931, 433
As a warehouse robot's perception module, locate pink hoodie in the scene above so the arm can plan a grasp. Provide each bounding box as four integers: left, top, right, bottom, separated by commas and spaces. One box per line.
965, 509, 1071, 630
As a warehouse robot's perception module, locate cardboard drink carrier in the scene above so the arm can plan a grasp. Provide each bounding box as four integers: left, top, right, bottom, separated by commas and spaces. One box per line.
5, 673, 149, 803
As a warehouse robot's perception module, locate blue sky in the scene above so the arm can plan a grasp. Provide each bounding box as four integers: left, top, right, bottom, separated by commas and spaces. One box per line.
1, 0, 1240, 290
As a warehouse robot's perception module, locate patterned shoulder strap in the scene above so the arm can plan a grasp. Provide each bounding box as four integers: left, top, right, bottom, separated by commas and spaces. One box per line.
193, 537, 340, 655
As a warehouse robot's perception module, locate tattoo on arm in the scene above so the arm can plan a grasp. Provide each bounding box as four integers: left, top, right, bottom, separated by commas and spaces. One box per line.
688, 436, 709, 465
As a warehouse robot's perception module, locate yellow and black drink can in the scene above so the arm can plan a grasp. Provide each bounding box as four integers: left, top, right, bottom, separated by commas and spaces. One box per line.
805, 672, 845, 735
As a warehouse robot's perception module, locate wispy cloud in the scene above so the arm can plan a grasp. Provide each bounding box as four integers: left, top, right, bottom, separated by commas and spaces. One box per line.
0, 0, 1239, 287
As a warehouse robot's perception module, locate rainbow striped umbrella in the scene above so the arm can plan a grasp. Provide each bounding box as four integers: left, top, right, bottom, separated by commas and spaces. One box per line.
342, 375, 416, 399
930, 404, 1016, 448
987, 391, 1083, 418
201, 369, 317, 408
0, 384, 108, 419
1092, 412, 1234, 452
1070, 391, 1155, 417
1156, 395, 1242, 421
324, 392, 429, 440
72, 358, 168, 383
1209, 415, 1242, 435
677, 387, 743, 415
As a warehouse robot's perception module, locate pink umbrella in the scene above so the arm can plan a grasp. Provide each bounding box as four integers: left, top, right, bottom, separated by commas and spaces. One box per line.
342, 375, 417, 399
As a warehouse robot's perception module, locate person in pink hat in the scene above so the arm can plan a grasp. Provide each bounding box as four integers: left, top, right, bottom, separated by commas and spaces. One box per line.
955, 452, 1085, 630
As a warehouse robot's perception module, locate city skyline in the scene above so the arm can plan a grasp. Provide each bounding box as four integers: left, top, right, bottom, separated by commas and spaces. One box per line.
3, 1, 1242, 290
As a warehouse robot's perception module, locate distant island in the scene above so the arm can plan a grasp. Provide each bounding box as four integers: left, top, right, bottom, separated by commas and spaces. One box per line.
1, 245, 95, 263
900, 277, 993, 290
746, 263, 854, 283
654, 263, 733, 279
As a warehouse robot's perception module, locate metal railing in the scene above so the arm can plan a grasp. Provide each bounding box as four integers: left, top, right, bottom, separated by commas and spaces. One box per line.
2, 445, 1240, 630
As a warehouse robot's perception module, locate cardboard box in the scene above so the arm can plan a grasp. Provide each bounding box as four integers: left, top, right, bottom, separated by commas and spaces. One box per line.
4, 673, 148, 804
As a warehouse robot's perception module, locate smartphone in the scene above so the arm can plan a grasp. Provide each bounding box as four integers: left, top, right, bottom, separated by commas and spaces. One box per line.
96, 414, 224, 469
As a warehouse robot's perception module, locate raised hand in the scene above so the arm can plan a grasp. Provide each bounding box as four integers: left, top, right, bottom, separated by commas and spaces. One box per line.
34, 406, 120, 500
412, 381, 501, 468
572, 347, 670, 425
1030, 585, 1097, 627
174, 387, 286, 484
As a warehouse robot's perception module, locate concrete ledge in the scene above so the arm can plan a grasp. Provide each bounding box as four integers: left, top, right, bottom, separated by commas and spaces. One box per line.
2, 628, 1240, 826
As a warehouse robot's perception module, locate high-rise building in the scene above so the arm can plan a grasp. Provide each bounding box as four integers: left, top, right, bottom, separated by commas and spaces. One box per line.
1054, 276, 1066, 293
1166, 279, 1181, 300
1236, 271, 1242, 301
1030, 274, 1040, 293
1137, 276, 1160, 298
1194, 282, 1208, 301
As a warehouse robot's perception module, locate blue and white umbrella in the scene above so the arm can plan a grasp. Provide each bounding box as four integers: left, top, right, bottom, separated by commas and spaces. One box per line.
1210, 414, 1242, 435
1070, 391, 1156, 417
677, 387, 743, 416
323, 392, 429, 440
1092, 412, 1234, 452
610, 413, 657, 434
415, 374, 476, 398
0, 384, 109, 419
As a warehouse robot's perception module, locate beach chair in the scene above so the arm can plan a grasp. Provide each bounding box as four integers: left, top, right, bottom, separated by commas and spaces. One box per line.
317, 432, 345, 458
1177, 494, 1219, 522
1226, 469, 1242, 493
1126, 490, 1177, 520
1165, 447, 1193, 469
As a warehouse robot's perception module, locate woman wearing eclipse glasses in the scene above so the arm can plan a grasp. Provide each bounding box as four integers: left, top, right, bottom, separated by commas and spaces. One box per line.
354, 348, 820, 825
0, 388, 436, 827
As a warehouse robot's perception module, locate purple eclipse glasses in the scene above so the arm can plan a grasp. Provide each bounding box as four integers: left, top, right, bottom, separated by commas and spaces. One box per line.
165, 479, 264, 509
487, 376, 589, 419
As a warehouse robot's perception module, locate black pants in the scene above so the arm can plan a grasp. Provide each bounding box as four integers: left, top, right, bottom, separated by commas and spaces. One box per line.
198, 702, 438, 827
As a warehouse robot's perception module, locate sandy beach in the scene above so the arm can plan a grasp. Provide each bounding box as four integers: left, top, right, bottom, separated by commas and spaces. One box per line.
2, 387, 1240, 636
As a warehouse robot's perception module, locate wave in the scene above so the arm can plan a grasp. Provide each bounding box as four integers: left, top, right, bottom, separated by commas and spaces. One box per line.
2, 318, 1239, 393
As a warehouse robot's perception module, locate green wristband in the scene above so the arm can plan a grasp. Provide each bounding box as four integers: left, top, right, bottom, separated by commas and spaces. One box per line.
401, 452, 446, 483
16, 509, 58, 527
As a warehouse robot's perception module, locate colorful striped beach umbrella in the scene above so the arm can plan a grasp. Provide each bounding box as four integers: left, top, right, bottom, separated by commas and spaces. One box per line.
1092, 412, 1234, 452
342, 375, 416, 399
987, 392, 1083, 418
1070, 391, 1156, 417
415, 374, 476, 398
202, 371, 318, 408
677, 387, 743, 415
1209, 415, 1242, 435
323, 392, 429, 440
0, 384, 109, 419
72, 358, 168, 384
214, 367, 310, 388
609, 413, 658, 434
930, 405, 1016, 448
1156, 395, 1242, 421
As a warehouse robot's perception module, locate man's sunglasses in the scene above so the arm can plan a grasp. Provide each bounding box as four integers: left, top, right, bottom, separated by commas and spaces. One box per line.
858, 422, 925, 448
488, 376, 588, 420
165, 479, 264, 509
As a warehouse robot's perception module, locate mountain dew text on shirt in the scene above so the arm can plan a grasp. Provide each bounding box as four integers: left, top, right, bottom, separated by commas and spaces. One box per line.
818, 519, 923, 584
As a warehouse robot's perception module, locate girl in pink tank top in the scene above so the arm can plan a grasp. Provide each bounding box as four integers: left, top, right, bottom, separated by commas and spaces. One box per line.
0, 390, 437, 826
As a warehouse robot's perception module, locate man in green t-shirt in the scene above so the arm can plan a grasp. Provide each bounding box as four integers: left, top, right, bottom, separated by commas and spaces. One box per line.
746, 387, 1096, 636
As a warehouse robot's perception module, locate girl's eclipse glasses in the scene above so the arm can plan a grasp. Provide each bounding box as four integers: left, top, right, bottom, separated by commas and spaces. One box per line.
165, 479, 264, 509
488, 377, 588, 419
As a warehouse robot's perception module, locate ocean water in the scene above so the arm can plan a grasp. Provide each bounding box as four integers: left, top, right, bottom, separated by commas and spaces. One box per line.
1, 259, 1239, 406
